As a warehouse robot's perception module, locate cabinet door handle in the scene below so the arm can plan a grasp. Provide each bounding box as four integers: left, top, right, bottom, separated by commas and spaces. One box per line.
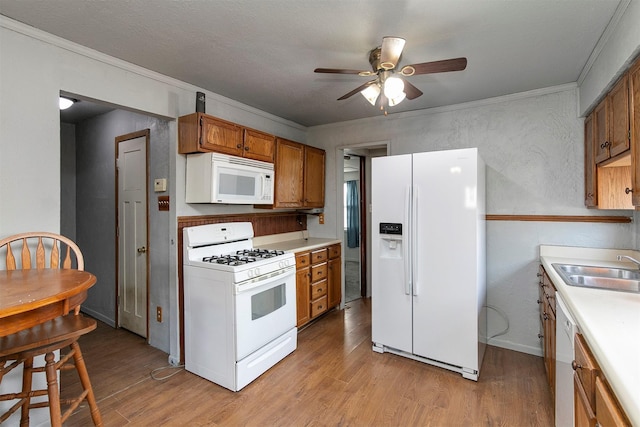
244, 146, 250, 151
571, 360, 581, 371
625, 187, 633, 194
536, 299, 543, 304
536, 273, 542, 277
600, 141, 610, 149
538, 333, 544, 339
236, 144, 242, 149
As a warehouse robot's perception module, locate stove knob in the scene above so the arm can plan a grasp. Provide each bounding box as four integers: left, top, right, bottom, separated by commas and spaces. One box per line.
252, 267, 260, 277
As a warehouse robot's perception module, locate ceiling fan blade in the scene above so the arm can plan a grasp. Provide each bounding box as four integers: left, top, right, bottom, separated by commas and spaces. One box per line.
337, 80, 377, 100
379, 37, 406, 70
403, 80, 423, 100
401, 57, 467, 76
315, 68, 373, 76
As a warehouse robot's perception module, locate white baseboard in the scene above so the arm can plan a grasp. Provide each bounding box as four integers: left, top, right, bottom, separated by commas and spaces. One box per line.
80, 306, 115, 327
487, 337, 543, 357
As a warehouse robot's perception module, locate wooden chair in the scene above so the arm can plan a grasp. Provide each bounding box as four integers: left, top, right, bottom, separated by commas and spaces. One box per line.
0, 232, 103, 426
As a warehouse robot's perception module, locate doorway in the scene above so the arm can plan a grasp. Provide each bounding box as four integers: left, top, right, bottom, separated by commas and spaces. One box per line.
343, 154, 365, 302
340, 144, 388, 302
60, 95, 172, 351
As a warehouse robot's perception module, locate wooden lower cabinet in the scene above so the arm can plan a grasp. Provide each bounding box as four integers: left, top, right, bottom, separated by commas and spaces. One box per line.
538, 265, 556, 397
295, 254, 311, 327
295, 243, 341, 328
573, 333, 630, 427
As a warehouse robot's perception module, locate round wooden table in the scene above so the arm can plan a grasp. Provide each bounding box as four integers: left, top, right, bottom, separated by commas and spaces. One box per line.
0, 269, 96, 337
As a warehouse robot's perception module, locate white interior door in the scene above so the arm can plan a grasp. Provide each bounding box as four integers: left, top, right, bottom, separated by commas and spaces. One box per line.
117, 130, 148, 337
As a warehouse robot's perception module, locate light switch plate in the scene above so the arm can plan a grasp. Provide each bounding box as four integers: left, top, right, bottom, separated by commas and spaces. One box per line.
154, 178, 167, 192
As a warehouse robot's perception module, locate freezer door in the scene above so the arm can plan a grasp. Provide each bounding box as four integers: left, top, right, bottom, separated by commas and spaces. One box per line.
371, 154, 413, 353
411, 149, 482, 371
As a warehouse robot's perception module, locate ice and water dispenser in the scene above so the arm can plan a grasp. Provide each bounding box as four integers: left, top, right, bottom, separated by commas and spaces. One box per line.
378, 223, 404, 259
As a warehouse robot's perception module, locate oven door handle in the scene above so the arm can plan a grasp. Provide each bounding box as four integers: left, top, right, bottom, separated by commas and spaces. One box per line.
235, 265, 295, 294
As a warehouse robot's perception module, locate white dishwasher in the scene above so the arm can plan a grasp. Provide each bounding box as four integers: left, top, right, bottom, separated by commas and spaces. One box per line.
555, 292, 577, 427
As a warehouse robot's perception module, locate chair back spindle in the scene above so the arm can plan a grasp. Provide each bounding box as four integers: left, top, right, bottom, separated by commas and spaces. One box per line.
0, 232, 84, 271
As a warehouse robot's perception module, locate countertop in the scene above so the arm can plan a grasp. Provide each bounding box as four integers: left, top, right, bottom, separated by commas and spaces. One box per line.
539, 245, 640, 425
253, 231, 341, 253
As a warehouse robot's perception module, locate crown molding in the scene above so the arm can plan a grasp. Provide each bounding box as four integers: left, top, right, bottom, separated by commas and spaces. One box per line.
577, 0, 632, 86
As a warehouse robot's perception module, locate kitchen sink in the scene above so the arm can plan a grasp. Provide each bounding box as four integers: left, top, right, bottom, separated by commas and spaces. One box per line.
552, 263, 640, 293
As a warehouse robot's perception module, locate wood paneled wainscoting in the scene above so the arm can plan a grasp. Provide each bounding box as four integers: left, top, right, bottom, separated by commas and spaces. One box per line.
177, 212, 308, 363
63, 299, 554, 426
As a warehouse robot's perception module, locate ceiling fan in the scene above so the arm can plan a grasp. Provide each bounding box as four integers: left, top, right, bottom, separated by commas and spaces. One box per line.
314, 37, 467, 112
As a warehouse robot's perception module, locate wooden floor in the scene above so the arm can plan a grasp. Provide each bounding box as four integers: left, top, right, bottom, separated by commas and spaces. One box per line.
63, 299, 553, 426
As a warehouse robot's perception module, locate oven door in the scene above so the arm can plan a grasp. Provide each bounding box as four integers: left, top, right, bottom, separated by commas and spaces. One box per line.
234, 265, 296, 360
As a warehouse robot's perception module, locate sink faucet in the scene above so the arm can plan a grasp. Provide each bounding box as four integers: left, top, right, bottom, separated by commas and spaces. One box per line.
617, 255, 640, 269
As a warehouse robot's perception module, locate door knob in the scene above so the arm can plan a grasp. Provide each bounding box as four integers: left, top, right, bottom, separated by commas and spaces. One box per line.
137, 246, 147, 253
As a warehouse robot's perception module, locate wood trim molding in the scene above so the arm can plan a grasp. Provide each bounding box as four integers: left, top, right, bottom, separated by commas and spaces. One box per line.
486, 214, 632, 223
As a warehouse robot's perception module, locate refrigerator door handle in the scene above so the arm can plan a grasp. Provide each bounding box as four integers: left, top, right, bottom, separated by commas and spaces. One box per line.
412, 185, 419, 296
404, 185, 411, 295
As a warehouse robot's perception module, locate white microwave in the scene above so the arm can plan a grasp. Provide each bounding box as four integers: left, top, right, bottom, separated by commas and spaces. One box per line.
186, 153, 274, 204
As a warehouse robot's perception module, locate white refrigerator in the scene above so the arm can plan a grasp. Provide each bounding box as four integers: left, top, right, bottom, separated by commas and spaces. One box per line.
371, 147, 487, 381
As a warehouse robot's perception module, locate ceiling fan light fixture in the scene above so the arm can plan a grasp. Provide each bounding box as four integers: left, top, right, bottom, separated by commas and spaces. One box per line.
361, 84, 380, 106
59, 96, 77, 110
383, 76, 404, 100
388, 91, 406, 107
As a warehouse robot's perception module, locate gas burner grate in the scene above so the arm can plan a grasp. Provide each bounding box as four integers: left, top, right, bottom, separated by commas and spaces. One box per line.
237, 249, 285, 259
202, 255, 257, 265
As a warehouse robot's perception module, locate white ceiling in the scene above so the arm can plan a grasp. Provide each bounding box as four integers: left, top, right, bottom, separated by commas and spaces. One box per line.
0, 0, 624, 127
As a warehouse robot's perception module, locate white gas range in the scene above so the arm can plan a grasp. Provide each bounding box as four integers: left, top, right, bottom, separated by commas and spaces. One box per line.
183, 222, 297, 392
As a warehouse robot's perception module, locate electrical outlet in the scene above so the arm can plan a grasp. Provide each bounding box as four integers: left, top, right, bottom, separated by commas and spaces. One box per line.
156, 306, 162, 322
318, 213, 325, 224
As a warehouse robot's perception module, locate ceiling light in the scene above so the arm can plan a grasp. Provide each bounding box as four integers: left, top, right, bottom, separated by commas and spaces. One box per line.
388, 91, 406, 106
59, 96, 76, 110
361, 74, 407, 111
383, 76, 404, 100
361, 84, 381, 106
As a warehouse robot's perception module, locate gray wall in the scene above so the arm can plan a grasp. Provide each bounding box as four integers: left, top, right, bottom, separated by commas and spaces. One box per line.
64, 109, 171, 352
307, 87, 637, 356
60, 122, 77, 241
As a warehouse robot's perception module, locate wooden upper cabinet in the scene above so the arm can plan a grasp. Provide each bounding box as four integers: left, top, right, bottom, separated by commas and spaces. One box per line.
200, 115, 243, 155
303, 145, 326, 208
594, 98, 610, 164
630, 57, 640, 206
609, 75, 630, 158
272, 138, 326, 209
595, 75, 630, 164
243, 129, 276, 163
584, 112, 597, 207
274, 138, 305, 208
178, 113, 275, 162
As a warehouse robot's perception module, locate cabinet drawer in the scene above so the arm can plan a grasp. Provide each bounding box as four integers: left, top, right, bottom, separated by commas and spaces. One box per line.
574, 333, 598, 408
311, 262, 327, 282
296, 252, 310, 268
311, 248, 328, 264
310, 279, 327, 300
328, 244, 341, 259
310, 295, 328, 317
